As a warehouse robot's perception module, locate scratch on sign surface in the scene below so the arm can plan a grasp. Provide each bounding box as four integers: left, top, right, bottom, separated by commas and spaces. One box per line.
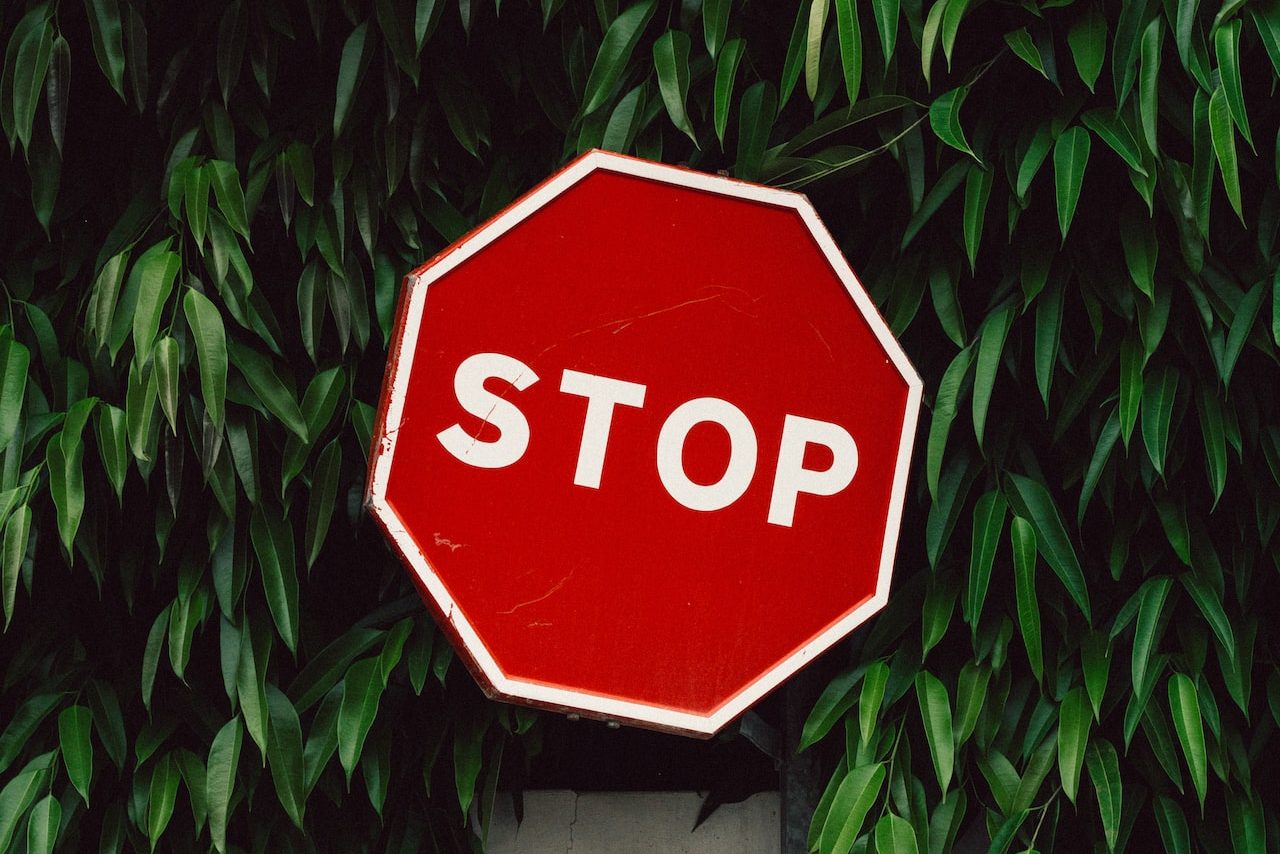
433, 533, 465, 551
498, 571, 575, 615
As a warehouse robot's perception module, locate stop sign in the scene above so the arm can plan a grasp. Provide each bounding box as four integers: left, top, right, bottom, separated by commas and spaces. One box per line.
366, 151, 922, 736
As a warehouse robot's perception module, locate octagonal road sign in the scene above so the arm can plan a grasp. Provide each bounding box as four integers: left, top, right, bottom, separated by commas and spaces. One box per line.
366, 150, 923, 737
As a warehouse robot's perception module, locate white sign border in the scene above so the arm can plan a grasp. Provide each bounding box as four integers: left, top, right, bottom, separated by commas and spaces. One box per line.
365, 149, 924, 737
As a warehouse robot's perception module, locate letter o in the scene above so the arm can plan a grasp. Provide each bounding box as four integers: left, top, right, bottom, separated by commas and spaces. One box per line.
656, 398, 758, 512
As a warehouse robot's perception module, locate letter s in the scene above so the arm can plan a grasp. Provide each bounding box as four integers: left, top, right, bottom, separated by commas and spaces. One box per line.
436, 353, 539, 469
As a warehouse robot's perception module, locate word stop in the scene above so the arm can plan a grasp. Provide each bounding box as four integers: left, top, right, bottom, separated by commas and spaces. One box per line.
435, 352, 859, 528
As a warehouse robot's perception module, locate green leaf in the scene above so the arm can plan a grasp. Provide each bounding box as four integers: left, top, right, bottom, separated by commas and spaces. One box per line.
939, 0, 969, 68
251, 504, 299, 655
1078, 407, 1121, 521
1140, 365, 1178, 476
713, 38, 745, 147
182, 289, 228, 431
85, 0, 126, 98
25, 793, 59, 854
338, 658, 385, 780
58, 705, 93, 806
859, 661, 889, 747
921, 579, 956, 658
1168, 673, 1206, 811
1057, 686, 1091, 803
1155, 795, 1191, 854
141, 604, 170, 711
1208, 84, 1243, 222
819, 763, 885, 853
131, 247, 181, 365
805, 0, 829, 101
1015, 122, 1053, 199
1131, 577, 1173, 699
1086, 738, 1122, 852
833, 0, 863, 103
1179, 573, 1235, 670
334, 21, 370, 138
147, 753, 180, 851
874, 813, 919, 854
185, 162, 211, 247
703, 0, 731, 58
1067, 7, 1107, 91
228, 341, 307, 439
1010, 516, 1041, 680
1222, 278, 1265, 387
926, 346, 974, 500
3, 506, 31, 628
206, 716, 243, 854
1080, 109, 1148, 176
265, 685, 306, 828
929, 87, 974, 158
87, 681, 127, 770
13, 18, 54, 152
780, 1, 811, 107
962, 164, 993, 273
1053, 126, 1091, 240
0, 756, 50, 853
1137, 19, 1161, 156
966, 490, 1006, 632
1120, 209, 1157, 300
735, 80, 777, 181
1005, 472, 1091, 622
305, 439, 342, 569
801, 667, 861, 751
95, 405, 128, 502
0, 336, 30, 454
1197, 387, 1227, 506
207, 160, 250, 240
154, 336, 179, 434
973, 304, 1013, 448
653, 31, 697, 145
921, 0, 947, 87
1005, 28, 1046, 79
1214, 20, 1253, 151
915, 671, 954, 792
870, 0, 899, 62
582, 0, 656, 115
1119, 335, 1143, 447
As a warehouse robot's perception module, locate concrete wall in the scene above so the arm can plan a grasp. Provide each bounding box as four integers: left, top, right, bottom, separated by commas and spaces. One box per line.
488, 790, 780, 853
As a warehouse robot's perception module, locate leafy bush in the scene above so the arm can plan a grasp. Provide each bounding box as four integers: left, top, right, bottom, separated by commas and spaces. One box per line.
1, 0, 1278, 851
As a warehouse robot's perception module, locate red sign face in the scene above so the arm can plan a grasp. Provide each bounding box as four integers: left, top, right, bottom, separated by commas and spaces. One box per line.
367, 151, 922, 736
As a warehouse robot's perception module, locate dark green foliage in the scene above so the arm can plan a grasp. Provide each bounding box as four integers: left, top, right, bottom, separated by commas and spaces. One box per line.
0, 0, 1278, 851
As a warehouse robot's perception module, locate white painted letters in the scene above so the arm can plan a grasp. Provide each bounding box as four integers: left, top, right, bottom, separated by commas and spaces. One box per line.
560, 369, 647, 489
656, 398, 759, 512
767, 415, 859, 527
436, 352, 539, 468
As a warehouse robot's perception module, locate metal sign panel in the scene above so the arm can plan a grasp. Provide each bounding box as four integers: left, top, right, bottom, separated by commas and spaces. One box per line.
366, 150, 922, 736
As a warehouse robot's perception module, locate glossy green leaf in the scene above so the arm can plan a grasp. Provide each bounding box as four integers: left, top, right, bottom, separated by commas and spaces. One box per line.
1, 505, 30, 630
833, 0, 862, 103
26, 794, 59, 854
1010, 516, 1041, 679
929, 87, 973, 158
1222, 278, 1265, 387
870, 0, 898, 62
130, 247, 180, 365
819, 762, 885, 854
305, 439, 341, 569
1168, 673, 1206, 811
1208, 85, 1243, 222
228, 341, 307, 439
1053, 126, 1091, 240
1086, 738, 1122, 852
801, 667, 860, 751
1080, 108, 1147, 176
338, 658, 385, 780
962, 164, 993, 273
148, 753, 180, 851
735, 80, 776, 181
1154, 795, 1191, 854
1005, 472, 1091, 621
874, 813, 919, 854
1131, 577, 1172, 699
1140, 365, 1178, 476
1137, 19, 1161, 156
266, 685, 306, 828
966, 490, 1006, 632
713, 38, 745, 146
1068, 7, 1107, 91
182, 289, 228, 432
206, 716, 243, 854
927, 346, 974, 500
154, 336, 179, 434
334, 22, 369, 138
1214, 20, 1253, 151
653, 31, 697, 144
251, 504, 299, 654
703, 0, 731, 58
915, 671, 954, 792
972, 304, 1013, 448
1057, 686, 1091, 803
805, 0, 829, 101
59, 705, 93, 806
85, 0, 126, 97
582, 0, 656, 115
1005, 28, 1046, 79
858, 660, 889, 747
0, 339, 29, 452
